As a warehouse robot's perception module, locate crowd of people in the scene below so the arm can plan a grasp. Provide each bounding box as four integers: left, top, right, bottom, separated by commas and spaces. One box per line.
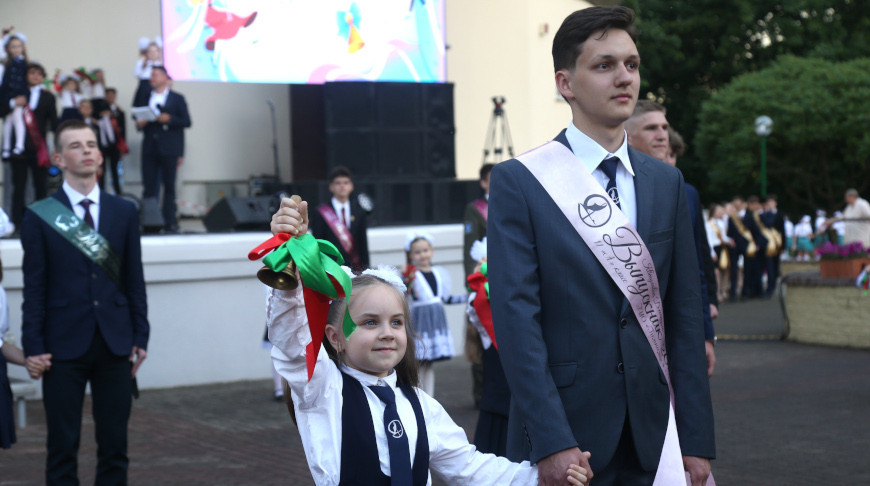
3, 5, 870, 486
0, 30, 190, 234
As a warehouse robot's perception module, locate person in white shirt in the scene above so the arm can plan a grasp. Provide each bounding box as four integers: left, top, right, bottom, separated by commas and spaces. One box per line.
267, 197, 590, 486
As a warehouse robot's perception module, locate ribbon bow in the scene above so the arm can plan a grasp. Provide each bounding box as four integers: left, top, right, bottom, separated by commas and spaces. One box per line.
249, 233, 354, 380
467, 262, 496, 349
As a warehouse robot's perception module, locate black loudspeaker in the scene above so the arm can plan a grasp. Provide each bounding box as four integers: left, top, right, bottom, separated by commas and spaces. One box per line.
204, 196, 275, 232
322, 82, 455, 179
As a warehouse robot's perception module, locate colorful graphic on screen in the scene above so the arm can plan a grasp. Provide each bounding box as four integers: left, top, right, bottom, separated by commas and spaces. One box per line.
161, 0, 446, 84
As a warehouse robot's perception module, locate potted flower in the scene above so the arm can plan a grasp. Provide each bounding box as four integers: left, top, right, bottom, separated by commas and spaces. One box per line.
817, 241, 870, 278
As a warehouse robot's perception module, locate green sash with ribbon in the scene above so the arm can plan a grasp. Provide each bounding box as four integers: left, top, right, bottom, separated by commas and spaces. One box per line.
29, 197, 124, 291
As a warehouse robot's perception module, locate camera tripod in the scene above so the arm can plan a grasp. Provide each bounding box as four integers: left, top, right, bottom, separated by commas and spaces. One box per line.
482, 96, 514, 163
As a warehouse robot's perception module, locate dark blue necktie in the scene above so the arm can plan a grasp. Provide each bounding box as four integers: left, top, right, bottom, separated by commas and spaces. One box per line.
369, 385, 412, 486
599, 156, 621, 209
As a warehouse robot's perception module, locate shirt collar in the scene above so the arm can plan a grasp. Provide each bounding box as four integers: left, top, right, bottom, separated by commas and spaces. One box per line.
340, 363, 398, 388
565, 121, 635, 177
62, 180, 100, 207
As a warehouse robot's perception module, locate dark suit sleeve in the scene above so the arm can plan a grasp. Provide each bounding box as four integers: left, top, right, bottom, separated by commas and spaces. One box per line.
666, 174, 716, 459
45, 93, 58, 137
167, 93, 191, 129
686, 186, 715, 340
489, 163, 578, 463
123, 203, 149, 350
20, 211, 49, 356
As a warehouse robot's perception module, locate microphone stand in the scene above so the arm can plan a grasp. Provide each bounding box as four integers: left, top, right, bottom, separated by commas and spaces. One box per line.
267, 99, 279, 180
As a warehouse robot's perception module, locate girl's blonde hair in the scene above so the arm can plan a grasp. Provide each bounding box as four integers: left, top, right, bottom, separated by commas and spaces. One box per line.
325, 273, 420, 387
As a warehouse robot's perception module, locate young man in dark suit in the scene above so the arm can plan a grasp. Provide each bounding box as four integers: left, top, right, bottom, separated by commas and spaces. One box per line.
0, 63, 57, 227
308, 166, 370, 271
135, 66, 191, 233
98, 87, 127, 195
21, 120, 149, 485
488, 6, 714, 485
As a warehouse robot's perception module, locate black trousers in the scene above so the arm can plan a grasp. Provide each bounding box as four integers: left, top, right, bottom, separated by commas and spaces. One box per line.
42, 330, 132, 486
99, 145, 122, 195
141, 151, 178, 228
594, 416, 657, 486
9, 156, 47, 227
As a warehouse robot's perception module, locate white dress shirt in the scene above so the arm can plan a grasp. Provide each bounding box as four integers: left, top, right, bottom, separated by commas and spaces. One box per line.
565, 122, 637, 228
331, 198, 351, 228
148, 88, 169, 116
63, 181, 101, 232
267, 286, 537, 486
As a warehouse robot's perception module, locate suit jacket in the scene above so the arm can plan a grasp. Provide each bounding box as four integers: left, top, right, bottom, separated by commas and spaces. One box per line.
462, 198, 487, 277
0, 89, 57, 159
727, 213, 749, 254
21, 190, 149, 360
140, 90, 190, 158
489, 131, 714, 471
686, 184, 715, 339
743, 211, 768, 252
309, 200, 370, 270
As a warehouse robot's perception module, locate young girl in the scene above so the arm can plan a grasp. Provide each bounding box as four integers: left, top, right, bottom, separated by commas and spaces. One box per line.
404, 233, 467, 397
794, 215, 815, 262
1, 33, 29, 159
266, 201, 589, 484
57, 75, 85, 123
1, 240, 35, 449
133, 37, 162, 107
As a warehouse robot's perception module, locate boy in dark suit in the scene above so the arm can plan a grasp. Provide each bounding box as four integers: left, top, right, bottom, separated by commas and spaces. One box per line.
135, 66, 191, 233
0, 63, 57, 227
488, 6, 714, 485
98, 87, 127, 195
308, 166, 370, 271
21, 120, 149, 485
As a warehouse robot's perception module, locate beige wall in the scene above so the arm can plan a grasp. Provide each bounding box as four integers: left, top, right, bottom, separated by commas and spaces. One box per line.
1, 0, 590, 206
447, 0, 591, 179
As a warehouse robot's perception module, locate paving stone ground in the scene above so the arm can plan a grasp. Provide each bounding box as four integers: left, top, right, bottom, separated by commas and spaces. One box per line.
2, 293, 868, 485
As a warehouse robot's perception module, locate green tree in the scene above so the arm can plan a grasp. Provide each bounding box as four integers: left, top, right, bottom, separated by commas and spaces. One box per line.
622, 0, 870, 198
695, 56, 870, 214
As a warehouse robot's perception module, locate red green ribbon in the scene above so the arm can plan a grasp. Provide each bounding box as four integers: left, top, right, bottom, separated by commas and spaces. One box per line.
467, 262, 496, 349
250, 233, 354, 380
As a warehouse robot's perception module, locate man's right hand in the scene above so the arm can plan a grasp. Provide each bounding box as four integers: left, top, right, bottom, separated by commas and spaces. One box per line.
136, 119, 147, 129
538, 448, 592, 486
270, 196, 308, 236
13, 95, 27, 107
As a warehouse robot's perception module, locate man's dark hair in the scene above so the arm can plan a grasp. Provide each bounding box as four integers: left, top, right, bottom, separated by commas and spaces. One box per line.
55, 119, 96, 150
765, 194, 778, 203
552, 6, 637, 72
105, 87, 117, 95
479, 163, 495, 181
328, 166, 353, 182
27, 62, 46, 78
152, 65, 171, 79
747, 195, 760, 204
668, 127, 685, 157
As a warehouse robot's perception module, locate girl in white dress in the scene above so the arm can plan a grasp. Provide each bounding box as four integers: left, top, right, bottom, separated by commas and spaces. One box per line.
404, 233, 467, 397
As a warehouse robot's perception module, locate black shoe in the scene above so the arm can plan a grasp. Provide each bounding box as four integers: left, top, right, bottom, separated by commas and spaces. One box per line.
163, 225, 180, 234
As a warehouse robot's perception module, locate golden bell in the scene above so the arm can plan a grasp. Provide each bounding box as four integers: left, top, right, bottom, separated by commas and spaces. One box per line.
258, 261, 299, 290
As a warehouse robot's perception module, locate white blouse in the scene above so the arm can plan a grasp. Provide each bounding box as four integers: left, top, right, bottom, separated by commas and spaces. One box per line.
267, 286, 537, 486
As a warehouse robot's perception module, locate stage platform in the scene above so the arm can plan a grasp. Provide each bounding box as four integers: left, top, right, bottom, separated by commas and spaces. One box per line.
0, 221, 466, 393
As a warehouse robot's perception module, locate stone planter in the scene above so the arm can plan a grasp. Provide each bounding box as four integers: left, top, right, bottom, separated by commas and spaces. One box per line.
782, 272, 870, 349
819, 258, 870, 279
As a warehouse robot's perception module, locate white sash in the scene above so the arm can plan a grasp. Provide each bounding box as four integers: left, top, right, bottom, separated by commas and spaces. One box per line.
517, 141, 712, 486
